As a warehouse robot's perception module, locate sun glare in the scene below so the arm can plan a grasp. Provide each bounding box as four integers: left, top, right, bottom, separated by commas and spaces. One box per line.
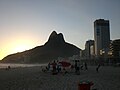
0, 44, 32, 60
13, 44, 30, 53
10, 39, 35, 54
0, 32, 42, 60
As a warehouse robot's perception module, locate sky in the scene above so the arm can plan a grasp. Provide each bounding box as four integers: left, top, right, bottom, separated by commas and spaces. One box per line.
0, 0, 120, 60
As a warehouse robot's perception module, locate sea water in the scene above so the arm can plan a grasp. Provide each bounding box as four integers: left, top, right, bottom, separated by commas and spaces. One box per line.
0, 63, 47, 69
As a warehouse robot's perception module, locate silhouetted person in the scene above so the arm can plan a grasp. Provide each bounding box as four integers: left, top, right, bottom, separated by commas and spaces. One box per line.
47, 63, 50, 71
71, 65, 74, 68
84, 62, 88, 70
6, 66, 11, 70
76, 66, 80, 75
63, 68, 68, 75
74, 60, 80, 75
96, 64, 101, 72
75, 60, 78, 73
52, 60, 57, 74
80, 65, 83, 70
57, 63, 61, 73
8, 66, 11, 69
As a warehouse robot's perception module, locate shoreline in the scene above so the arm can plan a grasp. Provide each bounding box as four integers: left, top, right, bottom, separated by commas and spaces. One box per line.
0, 63, 47, 69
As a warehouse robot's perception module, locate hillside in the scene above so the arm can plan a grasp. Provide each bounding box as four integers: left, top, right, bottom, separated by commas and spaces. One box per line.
1, 31, 81, 63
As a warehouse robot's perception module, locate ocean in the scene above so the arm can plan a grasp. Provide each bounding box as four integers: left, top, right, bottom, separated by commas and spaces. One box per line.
0, 63, 47, 69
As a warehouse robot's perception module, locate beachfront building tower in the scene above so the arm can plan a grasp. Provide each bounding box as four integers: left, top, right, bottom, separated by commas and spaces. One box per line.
94, 19, 110, 57
109, 39, 120, 63
85, 40, 94, 59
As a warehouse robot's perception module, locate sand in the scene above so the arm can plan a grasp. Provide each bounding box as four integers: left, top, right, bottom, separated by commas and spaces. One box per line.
0, 66, 120, 90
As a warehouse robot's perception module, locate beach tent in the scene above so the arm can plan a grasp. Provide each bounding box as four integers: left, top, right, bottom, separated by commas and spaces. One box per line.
59, 61, 71, 67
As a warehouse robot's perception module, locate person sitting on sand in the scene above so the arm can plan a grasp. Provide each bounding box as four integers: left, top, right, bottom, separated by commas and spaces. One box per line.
42, 68, 46, 72
8, 66, 11, 69
63, 68, 68, 75
6, 66, 11, 70
42, 67, 47, 72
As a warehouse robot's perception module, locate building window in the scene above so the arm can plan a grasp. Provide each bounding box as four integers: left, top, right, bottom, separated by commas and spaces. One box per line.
96, 29, 100, 36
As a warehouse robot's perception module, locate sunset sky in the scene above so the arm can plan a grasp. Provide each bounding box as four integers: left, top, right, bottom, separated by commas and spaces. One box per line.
0, 0, 120, 60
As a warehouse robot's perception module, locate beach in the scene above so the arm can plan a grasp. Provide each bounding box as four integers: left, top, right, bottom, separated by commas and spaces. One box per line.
0, 65, 120, 90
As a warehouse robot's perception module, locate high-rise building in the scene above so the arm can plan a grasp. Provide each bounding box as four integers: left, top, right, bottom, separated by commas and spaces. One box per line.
109, 39, 120, 62
90, 45, 95, 59
94, 19, 110, 57
85, 40, 94, 59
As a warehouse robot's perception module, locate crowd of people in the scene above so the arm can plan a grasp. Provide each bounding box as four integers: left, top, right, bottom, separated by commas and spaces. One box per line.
42, 60, 101, 75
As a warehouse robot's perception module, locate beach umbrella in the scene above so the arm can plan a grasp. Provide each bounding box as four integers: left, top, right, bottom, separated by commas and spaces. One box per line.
59, 61, 71, 67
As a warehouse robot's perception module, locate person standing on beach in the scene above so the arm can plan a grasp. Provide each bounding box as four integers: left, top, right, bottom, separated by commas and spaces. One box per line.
57, 63, 61, 73
75, 60, 80, 75
84, 62, 88, 70
96, 64, 101, 72
47, 63, 50, 71
52, 60, 57, 74
75, 60, 77, 73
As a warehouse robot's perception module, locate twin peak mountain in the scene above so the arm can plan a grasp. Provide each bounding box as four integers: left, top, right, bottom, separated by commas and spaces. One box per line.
2, 31, 81, 63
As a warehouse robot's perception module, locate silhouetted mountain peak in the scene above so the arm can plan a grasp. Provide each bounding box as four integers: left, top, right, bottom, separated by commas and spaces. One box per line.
45, 31, 65, 45
58, 33, 64, 39
49, 31, 57, 39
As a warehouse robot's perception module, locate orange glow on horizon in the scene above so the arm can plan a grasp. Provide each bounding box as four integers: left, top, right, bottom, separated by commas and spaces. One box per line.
0, 37, 40, 60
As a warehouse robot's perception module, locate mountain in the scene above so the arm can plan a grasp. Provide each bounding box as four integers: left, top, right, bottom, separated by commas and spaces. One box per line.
1, 31, 81, 63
